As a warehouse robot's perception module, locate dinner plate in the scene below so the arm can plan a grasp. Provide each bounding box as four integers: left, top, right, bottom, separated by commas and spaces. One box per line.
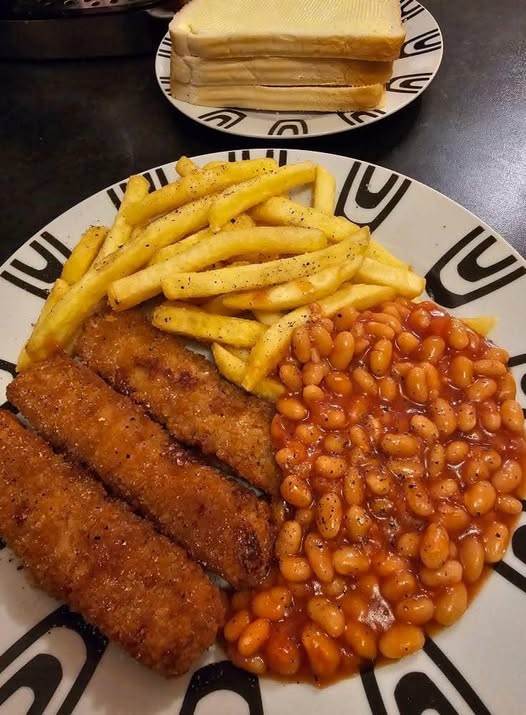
1, 148, 525, 715
154, 1, 443, 139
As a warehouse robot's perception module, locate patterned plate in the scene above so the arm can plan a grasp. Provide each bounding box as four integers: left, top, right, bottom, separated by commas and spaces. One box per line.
1, 148, 525, 714
155, 1, 443, 139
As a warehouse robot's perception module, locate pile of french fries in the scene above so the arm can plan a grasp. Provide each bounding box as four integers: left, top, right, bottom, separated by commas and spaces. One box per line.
18, 155, 494, 400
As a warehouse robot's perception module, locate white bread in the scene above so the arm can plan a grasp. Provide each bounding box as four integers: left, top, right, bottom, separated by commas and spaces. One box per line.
171, 81, 385, 112
169, 0, 405, 61
171, 54, 393, 87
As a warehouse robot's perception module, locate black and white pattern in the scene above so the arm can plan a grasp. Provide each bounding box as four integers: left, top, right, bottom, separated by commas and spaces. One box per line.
155, 1, 443, 139
1, 148, 525, 713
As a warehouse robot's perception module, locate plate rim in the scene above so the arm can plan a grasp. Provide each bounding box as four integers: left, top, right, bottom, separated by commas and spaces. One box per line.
154, 1, 444, 140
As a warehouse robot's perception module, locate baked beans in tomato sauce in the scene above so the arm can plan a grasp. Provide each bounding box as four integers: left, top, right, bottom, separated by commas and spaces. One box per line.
226, 297, 526, 683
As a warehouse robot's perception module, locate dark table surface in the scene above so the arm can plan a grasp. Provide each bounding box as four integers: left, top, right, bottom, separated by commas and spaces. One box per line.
1, 0, 525, 268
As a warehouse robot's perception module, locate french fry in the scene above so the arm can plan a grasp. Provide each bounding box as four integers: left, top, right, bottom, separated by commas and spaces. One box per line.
366, 239, 408, 269
253, 310, 284, 326
152, 302, 265, 347
211, 343, 284, 402
201, 296, 241, 316
209, 161, 317, 232
355, 257, 425, 298
17, 278, 71, 371
96, 175, 150, 262
223, 249, 366, 312
25, 195, 215, 361
313, 165, 336, 215
462, 316, 497, 336
250, 196, 358, 242
175, 156, 199, 176
149, 214, 256, 266
243, 283, 395, 390
109, 227, 327, 312
123, 159, 277, 226
162, 228, 370, 301
61, 226, 108, 284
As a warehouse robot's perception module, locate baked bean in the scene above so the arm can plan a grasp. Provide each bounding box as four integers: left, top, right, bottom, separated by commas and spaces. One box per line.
292, 325, 311, 363
496, 495, 522, 514
397, 331, 420, 354
325, 371, 353, 396
280, 556, 312, 582
281, 475, 312, 508
307, 597, 345, 638
404, 366, 428, 403
275, 520, 303, 558
437, 504, 471, 532
447, 319, 469, 349
420, 559, 463, 587
449, 541, 458, 559
315, 455, 347, 480
333, 546, 370, 576
434, 583, 468, 626
277, 396, 308, 421
379, 376, 398, 401
456, 402, 477, 432
449, 355, 474, 388
252, 588, 291, 621
332, 305, 358, 331
459, 535, 485, 583
409, 307, 431, 332
395, 596, 435, 626
238, 618, 271, 656
229, 651, 267, 675
310, 324, 334, 357
346, 505, 372, 541
474, 359, 507, 377
397, 532, 421, 559
429, 397, 457, 437
344, 621, 377, 660
381, 571, 417, 603
295, 507, 315, 529
479, 449, 502, 472
381, 433, 419, 458
381, 303, 403, 320
371, 312, 403, 333
275, 442, 307, 469
330, 331, 355, 370
322, 577, 347, 598
279, 363, 303, 392
304, 533, 334, 583
483, 522, 510, 563
411, 414, 439, 442
479, 400, 502, 432
420, 335, 446, 364
265, 633, 301, 676
295, 422, 321, 445
492, 460, 523, 495
462, 457, 490, 485
445, 440, 469, 464
321, 318, 334, 333
420, 523, 450, 569
466, 377, 498, 402
302, 360, 328, 386
501, 399, 525, 433
354, 337, 370, 354
343, 468, 365, 505
366, 321, 395, 340
429, 478, 460, 499
349, 425, 369, 449
422, 362, 441, 400
340, 592, 369, 620
363, 415, 383, 445
369, 338, 394, 377
366, 468, 393, 496
379, 623, 425, 659
464, 480, 497, 516
353, 367, 377, 396
323, 434, 346, 454
405, 479, 434, 517
303, 384, 324, 404
387, 458, 425, 481
301, 624, 340, 678
484, 346, 509, 363
316, 493, 343, 540
497, 372, 516, 401
372, 551, 407, 578
321, 408, 347, 430
224, 610, 252, 642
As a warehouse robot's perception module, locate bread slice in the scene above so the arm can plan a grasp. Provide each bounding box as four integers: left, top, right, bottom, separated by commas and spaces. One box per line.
170, 0, 405, 61
171, 81, 385, 112
171, 54, 393, 87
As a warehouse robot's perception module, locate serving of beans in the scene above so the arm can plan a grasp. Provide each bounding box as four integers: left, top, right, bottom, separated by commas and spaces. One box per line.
226, 298, 526, 684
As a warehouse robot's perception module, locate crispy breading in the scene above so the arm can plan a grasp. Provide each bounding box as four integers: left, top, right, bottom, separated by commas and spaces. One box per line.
0, 410, 224, 677
75, 310, 280, 495
7, 355, 275, 589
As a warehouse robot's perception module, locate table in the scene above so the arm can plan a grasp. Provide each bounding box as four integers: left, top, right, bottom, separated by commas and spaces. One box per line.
0, 0, 525, 269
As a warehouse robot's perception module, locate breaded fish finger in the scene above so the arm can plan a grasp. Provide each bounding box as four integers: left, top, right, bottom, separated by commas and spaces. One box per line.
75, 310, 280, 495
0, 410, 224, 677
7, 355, 275, 589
